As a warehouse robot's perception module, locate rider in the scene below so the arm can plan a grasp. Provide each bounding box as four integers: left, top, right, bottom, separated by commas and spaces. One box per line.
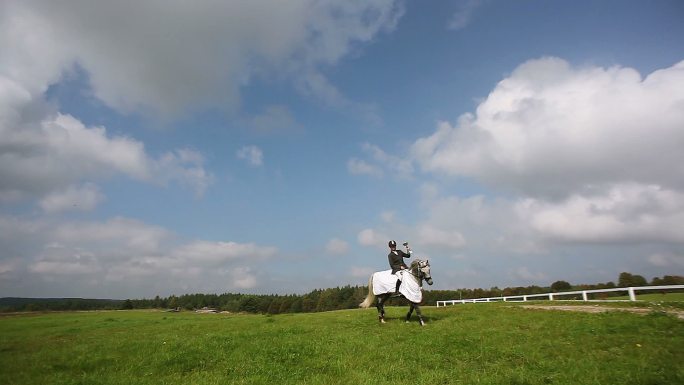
388, 240, 412, 294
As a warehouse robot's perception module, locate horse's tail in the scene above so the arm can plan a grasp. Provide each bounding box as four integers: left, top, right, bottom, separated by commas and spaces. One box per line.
359, 274, 375, 308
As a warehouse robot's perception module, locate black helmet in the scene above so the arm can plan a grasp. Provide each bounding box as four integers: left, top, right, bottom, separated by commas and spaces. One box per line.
388, 240, 397, 248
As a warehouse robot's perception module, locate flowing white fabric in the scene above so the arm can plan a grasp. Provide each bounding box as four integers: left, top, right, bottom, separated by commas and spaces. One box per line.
372, 269, 399, 295
398, 271, 422, 303
372, 269, 423, 303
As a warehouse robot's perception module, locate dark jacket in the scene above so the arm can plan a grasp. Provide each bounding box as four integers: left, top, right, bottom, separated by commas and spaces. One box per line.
388, 250, 411, 274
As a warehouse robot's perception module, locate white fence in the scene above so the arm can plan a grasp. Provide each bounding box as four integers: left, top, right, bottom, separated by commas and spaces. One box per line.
435, 284, 684, 307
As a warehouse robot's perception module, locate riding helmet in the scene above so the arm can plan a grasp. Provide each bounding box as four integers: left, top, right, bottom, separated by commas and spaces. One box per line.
388, 240, 397, 248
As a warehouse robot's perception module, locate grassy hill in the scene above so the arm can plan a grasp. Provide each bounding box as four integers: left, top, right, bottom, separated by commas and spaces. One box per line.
1, 304, 682, 384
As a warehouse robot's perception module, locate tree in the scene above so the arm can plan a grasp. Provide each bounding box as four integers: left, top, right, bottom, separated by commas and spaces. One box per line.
238, 296, 259, 313
619, 272, 647, 287
551, 280, 572, 292
121, 299, 133, 310
652, 275, 684, 285
168, 296, 178, 309
289, 298, 303, 313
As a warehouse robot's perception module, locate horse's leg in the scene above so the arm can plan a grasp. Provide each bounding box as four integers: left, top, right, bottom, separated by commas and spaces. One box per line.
405, 302, 415, 323
376, 295, 386, 323
415, 304, 425, 326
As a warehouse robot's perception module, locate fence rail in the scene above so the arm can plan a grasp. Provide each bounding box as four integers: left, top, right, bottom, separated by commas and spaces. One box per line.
435, 284, 684, 307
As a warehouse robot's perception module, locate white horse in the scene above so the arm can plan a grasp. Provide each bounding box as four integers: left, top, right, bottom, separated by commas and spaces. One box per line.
359, 259, 433, 325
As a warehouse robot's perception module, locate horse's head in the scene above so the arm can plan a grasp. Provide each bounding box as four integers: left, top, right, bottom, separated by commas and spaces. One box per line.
411, 259, 433, 286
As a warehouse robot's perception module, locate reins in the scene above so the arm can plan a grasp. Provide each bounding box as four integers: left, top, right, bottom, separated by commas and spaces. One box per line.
407, 263, 427, 280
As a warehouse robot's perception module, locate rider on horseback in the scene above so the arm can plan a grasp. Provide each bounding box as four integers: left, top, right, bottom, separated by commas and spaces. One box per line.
388, 240, 412, 295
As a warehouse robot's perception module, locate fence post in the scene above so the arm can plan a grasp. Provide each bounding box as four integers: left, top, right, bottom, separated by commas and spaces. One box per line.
523, 295, 527, 301
628, 287, 636, 301
549, 293, 554, 301
582, 291, 588, 301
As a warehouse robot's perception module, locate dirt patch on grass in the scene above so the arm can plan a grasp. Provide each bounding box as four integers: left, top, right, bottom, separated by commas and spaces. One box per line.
519, 305, 684, 320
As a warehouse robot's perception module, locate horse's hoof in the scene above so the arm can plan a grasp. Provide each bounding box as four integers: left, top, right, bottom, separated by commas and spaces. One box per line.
380, 319, 386, 324
405, 320, 410, 324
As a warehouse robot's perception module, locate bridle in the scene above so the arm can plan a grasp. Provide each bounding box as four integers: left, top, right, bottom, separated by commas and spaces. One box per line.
408, 261, 430, 281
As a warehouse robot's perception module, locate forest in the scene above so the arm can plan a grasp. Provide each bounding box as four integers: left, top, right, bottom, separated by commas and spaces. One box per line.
2, 273, 681, 313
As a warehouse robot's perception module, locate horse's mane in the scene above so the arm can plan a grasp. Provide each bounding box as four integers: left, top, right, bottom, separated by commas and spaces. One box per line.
410, 259, 423, 269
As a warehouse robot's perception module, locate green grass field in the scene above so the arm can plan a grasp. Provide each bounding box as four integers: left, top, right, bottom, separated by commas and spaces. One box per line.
1, 304, 682, 385
604, 292, 684, 302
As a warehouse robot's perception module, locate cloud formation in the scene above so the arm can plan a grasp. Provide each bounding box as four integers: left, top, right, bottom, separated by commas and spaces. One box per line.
39, 183, 105, 213
236, 145, 264, 167
0, 94, 213, 202
403, 58, 684, 247
248, 105, 303, 135
325, 238, 349, 255
347, 142, 413, 178
0, 1, 408, 297
1, 0, 403, 116
353, 59, 684, 286
0, 215, 278, 297
1, 1, 404, 205
447, 0, 484, 30
411, 58, 684, 198
521, 183, 684, 244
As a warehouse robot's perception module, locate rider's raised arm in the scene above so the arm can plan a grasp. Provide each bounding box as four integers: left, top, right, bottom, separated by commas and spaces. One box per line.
402, 242, 412, 259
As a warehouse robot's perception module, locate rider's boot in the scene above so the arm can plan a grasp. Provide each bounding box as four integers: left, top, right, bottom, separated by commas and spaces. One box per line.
392, 280, 402, 297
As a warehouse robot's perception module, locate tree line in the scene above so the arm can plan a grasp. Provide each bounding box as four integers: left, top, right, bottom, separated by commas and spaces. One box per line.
2, 273, 682, 313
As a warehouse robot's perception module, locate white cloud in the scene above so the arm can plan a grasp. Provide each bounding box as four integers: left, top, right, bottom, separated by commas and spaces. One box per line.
1, 0, 404, 116
230, 267, 258, 290
1, 0, 404, 208
357, 57, 684, 260
0, 82, 213, 202
413, 182, 684, 253
357, 184, 684, 290
380, 211, 396, 223
347, 158, 383, 177
29, 244, 102, 276
248, 105, 302, 135
365, 143, 413, 177
173, 240, 277, 264
50, 217, 171, 255
154, 149, 214, 197
411, 58, 684, 199
358, 228, 390, 247
522, 184, 684, 244
447, 0, 484, 30
348, 142, 414, 178
236, 145, 264, 167
0, 215, 279, 296
39, 183, 105, 213
325, 238, 349, 255
415, 224, 466, 249
415, 192, 532, 252
353, 53, 684, 281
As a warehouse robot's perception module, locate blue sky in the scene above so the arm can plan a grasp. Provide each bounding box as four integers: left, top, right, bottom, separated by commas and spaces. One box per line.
1, 0, 683, 299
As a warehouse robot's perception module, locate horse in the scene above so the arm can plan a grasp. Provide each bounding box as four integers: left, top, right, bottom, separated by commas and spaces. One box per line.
359, 259, 433, 325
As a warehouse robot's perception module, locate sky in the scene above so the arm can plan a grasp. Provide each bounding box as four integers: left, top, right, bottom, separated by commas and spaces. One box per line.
1, 0, 684, 299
